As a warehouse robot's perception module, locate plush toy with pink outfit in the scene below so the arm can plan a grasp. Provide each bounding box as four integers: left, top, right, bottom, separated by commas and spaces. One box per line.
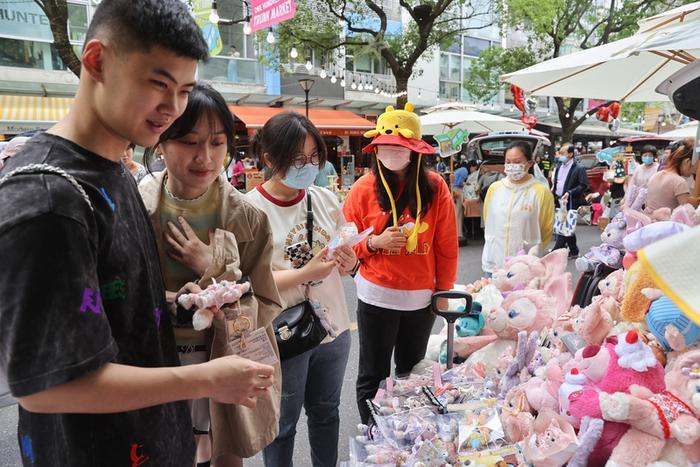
599, 349, 700, 467
565, 330, 666, 467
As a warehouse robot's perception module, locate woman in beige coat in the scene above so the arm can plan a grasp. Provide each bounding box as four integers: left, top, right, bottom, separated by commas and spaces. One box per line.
139, 83, 282, 467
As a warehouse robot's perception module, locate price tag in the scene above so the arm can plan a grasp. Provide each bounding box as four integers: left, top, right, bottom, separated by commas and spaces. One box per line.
229, 327, 279, 366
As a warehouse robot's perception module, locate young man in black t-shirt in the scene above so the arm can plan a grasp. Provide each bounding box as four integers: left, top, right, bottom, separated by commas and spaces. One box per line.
0, 1, 274, 466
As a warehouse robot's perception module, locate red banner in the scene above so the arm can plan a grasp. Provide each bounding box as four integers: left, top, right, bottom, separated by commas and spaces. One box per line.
250, 0, 296, 32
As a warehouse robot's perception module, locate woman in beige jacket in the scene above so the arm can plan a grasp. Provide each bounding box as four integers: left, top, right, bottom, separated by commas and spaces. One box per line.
139, 83, 282, 467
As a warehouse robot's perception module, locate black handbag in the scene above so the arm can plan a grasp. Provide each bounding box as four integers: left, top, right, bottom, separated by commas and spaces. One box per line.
272, 192, 328, 360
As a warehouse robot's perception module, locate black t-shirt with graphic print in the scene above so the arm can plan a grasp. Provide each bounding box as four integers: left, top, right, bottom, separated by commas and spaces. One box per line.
0, 133, 195, 466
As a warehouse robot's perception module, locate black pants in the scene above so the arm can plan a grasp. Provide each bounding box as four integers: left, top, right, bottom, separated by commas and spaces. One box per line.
553, 233, 578, 255
355, 300, 435, 424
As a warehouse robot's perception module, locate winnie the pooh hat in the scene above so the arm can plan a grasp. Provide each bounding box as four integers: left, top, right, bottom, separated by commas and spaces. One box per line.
362, 103, 435, 154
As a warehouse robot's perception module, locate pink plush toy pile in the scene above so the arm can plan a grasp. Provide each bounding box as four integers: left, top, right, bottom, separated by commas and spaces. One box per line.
565, 330, 666, 467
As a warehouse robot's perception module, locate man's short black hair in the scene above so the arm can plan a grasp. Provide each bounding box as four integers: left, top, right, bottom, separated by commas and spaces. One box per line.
85, 0, 209, 62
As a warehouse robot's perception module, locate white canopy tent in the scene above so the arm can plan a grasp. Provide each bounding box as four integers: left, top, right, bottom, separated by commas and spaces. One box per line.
419, 103, 527, 135
500, 20, 699, 102
637, 1, 700, 32
661, 121, 698, 139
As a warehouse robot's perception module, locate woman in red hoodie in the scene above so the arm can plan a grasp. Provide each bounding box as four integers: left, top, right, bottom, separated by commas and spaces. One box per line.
343, 104, 458, 423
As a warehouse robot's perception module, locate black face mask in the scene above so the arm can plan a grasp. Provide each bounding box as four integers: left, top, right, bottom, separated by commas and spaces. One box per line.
672, 75, 700, 121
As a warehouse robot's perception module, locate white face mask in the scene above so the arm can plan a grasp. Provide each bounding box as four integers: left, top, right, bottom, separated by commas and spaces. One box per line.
377, 146, 412, 171
504, 163, 527, 181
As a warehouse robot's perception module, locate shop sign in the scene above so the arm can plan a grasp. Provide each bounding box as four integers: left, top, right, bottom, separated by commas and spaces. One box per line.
0, 122, 51, 135
250, 0, 296, 32
245, 171, 265, 192
434, 128, 469, 158
318, 128, 368, 137
0, 2, 53, 42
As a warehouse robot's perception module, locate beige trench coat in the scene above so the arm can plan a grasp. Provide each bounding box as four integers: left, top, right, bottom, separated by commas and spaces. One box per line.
140, 172, 282, 460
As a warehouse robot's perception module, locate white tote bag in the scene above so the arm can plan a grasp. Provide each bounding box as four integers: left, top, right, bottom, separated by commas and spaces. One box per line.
554, 194, 577, 237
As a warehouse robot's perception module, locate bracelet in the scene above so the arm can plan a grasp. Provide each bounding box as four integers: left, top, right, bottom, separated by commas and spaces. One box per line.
367, 235, 377, 253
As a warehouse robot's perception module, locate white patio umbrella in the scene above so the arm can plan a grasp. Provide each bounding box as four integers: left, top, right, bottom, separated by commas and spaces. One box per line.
661, 121, 698, 139
637, 1, 700, 32
420, 106, 527, 135
500, 19, 699, 102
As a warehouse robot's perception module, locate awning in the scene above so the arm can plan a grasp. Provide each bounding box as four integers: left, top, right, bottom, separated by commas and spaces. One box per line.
230, 105, 375, 136
538, 121, 656, 138
0, 95, 72, 134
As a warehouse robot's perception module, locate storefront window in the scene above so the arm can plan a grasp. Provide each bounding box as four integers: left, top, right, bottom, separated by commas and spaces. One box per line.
449, 54, 460, 81
441, 38, 461, 54
0, 37, 67, 71
439, 53, 449, 80
68, 3, 88, 43
355, 53, 372, 73
439, 81, 461, 100
463, 36, 490, 57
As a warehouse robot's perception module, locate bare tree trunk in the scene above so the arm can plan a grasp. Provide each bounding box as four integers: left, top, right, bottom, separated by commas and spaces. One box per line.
35, 0, 81, 78
394, 73, 409, 109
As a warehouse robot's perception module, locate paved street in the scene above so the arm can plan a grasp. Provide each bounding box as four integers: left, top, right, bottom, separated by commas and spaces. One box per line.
0, 226, 601, 466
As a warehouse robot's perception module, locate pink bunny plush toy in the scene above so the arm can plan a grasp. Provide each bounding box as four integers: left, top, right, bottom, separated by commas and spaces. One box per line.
492, 248, 569, 292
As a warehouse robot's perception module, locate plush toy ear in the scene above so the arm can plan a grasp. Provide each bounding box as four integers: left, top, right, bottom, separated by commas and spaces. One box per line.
544, 274, 573, 318
540, 249, 568, 278
385, 105, 395, 113
363, 129, 379, 138
623, 207, 652, 233
398, 128, 415, 138
404, 103, 415, 113
671, 204, 698, 226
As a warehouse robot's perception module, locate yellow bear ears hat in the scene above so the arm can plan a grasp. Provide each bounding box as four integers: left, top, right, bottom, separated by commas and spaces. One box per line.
362, 103, 436, 154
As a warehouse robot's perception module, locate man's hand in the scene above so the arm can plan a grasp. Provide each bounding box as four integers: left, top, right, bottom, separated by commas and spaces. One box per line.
165, 217, 214, 276
371, 226, 407, 251
202, 355, 275, 408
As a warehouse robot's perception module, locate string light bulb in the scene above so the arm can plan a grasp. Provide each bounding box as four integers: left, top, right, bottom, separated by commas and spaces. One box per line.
305, 59, 313, 71
340, 79, 346, 87
209, 1, 220, 23
351, 80, 357, 90
290, 47, 298, 59
266, 29, 275, 44
319, 68, 327, 79
330, 72, 337, 84
243, 22, 252, 35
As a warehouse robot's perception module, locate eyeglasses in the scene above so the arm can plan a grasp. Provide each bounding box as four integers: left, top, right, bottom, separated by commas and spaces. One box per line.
291, 151, 321, 169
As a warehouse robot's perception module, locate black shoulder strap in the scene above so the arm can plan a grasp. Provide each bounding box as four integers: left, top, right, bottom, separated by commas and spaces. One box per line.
0, 163, 94, 212
306, 190, 313, 246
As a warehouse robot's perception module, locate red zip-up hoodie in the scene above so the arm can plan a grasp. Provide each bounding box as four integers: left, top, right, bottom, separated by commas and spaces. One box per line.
342, 170, 458, 291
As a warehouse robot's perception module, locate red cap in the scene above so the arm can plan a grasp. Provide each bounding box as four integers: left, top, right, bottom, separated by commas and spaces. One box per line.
626, 330, 639, 344
570, 368, 579, 375
362, 134, 436, 155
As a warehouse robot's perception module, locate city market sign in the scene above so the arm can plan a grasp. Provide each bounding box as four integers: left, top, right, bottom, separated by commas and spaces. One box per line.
250, 0, 296, 32
0, 2, 53, 42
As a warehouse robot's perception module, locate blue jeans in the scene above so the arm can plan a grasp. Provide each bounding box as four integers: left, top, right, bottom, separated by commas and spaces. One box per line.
263, 330, 351, 467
